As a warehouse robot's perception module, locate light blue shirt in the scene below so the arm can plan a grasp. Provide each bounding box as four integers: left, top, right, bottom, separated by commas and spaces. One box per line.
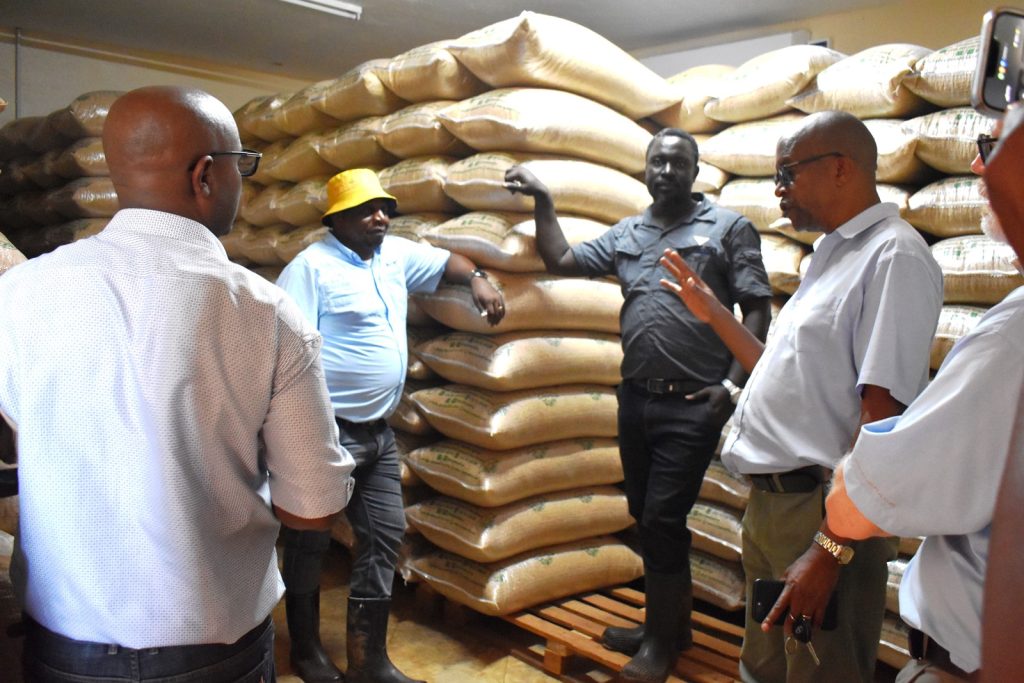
723, 203, 943, 473
844, 286, 1024, 674
277, 233, 450, 422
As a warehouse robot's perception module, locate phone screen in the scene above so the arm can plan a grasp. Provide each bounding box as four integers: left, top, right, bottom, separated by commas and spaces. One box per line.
980, 10, 1024, 112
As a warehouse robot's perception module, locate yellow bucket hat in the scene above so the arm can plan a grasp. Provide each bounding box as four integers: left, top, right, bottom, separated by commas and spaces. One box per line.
321, 168, 397, 225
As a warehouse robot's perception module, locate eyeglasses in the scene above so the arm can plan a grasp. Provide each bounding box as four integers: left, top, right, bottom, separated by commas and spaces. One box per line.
774, 151, 843, 187
976, 134, 999, 164
188, 149, 262, 177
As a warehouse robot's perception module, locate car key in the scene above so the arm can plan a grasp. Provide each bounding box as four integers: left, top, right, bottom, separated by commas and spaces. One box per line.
792, 616, 821, 666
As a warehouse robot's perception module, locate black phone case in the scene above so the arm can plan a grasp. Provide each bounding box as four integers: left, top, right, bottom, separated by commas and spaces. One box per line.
750, 579, 839, 631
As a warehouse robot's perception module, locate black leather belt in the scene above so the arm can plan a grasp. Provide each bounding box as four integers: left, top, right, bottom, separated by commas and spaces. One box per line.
336, 416, 388, 433
908, 628, 979, 680
748, 466, 824, 493
627, 378, 706, 395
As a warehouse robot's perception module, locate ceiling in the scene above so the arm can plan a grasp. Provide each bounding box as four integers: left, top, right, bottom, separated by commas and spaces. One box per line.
4, 0, 895, 82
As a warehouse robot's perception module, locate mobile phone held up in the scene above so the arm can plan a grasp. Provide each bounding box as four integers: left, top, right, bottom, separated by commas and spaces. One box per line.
973, 7, 1024, 116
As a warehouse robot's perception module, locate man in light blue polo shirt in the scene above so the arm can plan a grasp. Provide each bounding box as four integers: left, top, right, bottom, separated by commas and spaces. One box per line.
826, 104, 1024, 682
660, 111, 943, 682
276, 169, 504, 683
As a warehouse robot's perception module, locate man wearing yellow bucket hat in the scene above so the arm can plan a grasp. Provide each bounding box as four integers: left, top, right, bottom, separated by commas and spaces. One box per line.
276, 168, 504, 683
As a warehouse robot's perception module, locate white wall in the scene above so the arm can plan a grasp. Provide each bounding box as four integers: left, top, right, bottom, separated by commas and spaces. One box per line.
639, 31, 811, 77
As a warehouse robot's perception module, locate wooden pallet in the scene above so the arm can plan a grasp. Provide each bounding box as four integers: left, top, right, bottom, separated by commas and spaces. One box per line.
503, 587, 742, 682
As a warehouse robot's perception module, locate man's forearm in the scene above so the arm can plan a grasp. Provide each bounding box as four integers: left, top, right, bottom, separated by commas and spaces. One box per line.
532, 192, 577, 274
708, 301, 765, 375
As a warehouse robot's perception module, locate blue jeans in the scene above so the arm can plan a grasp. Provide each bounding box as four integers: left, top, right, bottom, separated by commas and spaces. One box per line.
22, 615, 275, 682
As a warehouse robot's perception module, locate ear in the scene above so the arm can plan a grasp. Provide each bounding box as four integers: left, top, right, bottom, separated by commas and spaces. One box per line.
833, 155, 854, 187
190, 156, 214, 197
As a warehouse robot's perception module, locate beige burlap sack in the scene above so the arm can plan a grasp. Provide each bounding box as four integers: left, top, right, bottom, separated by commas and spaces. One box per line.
716, 179, 781, 232
886, 558, 909, 615
241, 182, 292, 227
53, 137, 107, 178
264, 133, 338, 183
0, 230, 27, 276
395, 431, 437, 487
787, 44, 935, 118
381, 40, 489, 103
761, 233, 806, 295
380, 156, 462, 214
409, 383, 618, 450
700, 114, 806, 177
932, 235, 1024, 304
906, 176, 984, 237
903, 107, 997, 175
415, 330, 622, 391
438, 88, 651, 174
274, 223, 329, 264
704, 45, 846, 123
408, 536, 643, 616
405, 437, 622, 507
271, 85, 343, 138
221, 221, 251, 262
879, 614, 911, 669
234, 224, 296, 266
905, 36, 979, 107
248, 139, 295, 187
388, 213, 454, 245
695, 162, 731, 195
47, 177, 119, 219
388, 379, 442, 437
408, 296, 436, 327
688, 502, 743, 563
407, 486, 632, 563
423, 211, 609, 273
242, 93, 294, 143
234, 95, 272, 143
413, 270, 623, 334
46, 91, 123, 140
866, 119, 935, 185
444, 152, 650, 225
378, 101, 473, 159
315, 117, 397, 170
691, 549, 745, 611
931, 304, 988, 370
307, 60, 409, 122
271, 176, 330, 226
698, 459, 750, 511
652, 65, 735, 134
448, 11, 679, 120
407, 325, 446, 381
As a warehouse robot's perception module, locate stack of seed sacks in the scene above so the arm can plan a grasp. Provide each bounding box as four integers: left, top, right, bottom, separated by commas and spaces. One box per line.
0, 91, 121, 258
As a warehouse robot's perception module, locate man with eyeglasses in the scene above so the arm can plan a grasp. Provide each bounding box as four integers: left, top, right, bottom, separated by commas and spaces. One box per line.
660, 111, 942, 682
0, 86, 355, 682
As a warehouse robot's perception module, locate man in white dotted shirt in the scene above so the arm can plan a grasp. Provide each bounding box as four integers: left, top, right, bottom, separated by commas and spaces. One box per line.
0, 86, 355, 682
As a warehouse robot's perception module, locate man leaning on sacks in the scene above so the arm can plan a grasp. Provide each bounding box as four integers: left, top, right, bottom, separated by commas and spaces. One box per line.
0, 86, 355, 682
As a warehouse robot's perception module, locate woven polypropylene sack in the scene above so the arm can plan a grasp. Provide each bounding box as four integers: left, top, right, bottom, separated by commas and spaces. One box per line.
248, 139, 295, 186
704, 45, 845, 123
0, 229, 27, 276
264, 133, 338, 183
423, 211, 609, 272
415, 330, 622, 391
46, 91, 123, 140
307, 60, 409, 122
903, 107, 997, 175
271, 176, 330, 226
652, 65, 735, 134
53, 137, 107, 178
787, 44, 935, 118
378, 101, 473, 159
406, 486, 631, 563
388, 213, 454, 245
445, 152, 650, 225
931, 235, 1024, 304
688, 502, 743, 563
409, 383, 617, 450
700, 114, 806, 177
438, 88, 651, 174
274, 223, 329, 264
866, 119, 936, 185
408, 536, 642, 616
271, 85, 342, 138
716, 179, 781, 232
698, 459, 750, 511
235, 224, 296, 266
315, 117, 397, 170
242, 93, 294, 143
379, 156, 462, 214
387, 379, 442, 437
760, 233, 807, 295
241, 182, 292, 227
905, 36, 980, 107
405, 437, 622, 507
690, 549, 745, 611
906, 176, 985, 237
447, 12, 679, 120
931, 304, 988, 370
381, 40, 489, 103
47, 177, 119, 219
413, 270, 623, 335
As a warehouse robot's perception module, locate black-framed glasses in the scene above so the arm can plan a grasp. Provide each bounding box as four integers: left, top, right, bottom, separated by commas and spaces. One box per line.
977, 134, 999, 164
189, 149, 262, 177
774, 151, 843, 187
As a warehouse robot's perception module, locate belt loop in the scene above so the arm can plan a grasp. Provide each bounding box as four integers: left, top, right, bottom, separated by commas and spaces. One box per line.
770, 474, 784, 493
107, 644, 118, 655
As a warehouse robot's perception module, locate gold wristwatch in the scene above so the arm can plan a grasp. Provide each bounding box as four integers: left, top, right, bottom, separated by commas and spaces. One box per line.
814, 531, 854, 565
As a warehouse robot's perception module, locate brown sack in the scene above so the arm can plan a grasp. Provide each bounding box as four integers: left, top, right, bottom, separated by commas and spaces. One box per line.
688, 502, 743, 563
274, 223, 329, 264
242, 93, 294, 143
46, 91, 123, 139
240, 182, 292, 227
47, 177, 119, 219
53, 137, 107, 178
691, 549, 745, 611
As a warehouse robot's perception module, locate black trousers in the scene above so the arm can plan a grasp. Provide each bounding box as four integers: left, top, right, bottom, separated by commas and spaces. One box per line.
617, 381, 722, 574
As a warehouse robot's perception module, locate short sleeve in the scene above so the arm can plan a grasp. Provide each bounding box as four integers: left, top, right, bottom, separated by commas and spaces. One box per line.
854, 250, 943, 406
276, 257, 321, 329
571, 221, 622, 277
723, 218, 772, 304
392, 238, 450, 294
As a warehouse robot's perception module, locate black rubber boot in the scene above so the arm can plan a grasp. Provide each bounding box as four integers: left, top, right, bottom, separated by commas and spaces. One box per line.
602, 580, 693, 656
286, 589, 344, 682
346, 597, 425, 683
617, 571, 689, 683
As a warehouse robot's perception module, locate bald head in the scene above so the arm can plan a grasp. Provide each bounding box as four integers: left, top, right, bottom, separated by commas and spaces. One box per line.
103, 86, 242, 235
783, 111, 877, 176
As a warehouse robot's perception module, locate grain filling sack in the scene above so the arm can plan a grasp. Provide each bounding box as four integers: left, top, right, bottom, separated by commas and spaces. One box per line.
698, 458, 751, 511
248, 139, 294, 187
704, 45, 845, 123
787, 44, 935, 118
47, 177, 119, 219
903, 107, 997, 175
388, 213, 454, 245
409, 384, 617, 450
405, 437, 622, 507
271, 85, 342, 138
381, 40, 489, 103
408, 536, 642, 616
46, 91, 123, 140
931, 305, 988, 370
904, 36, 980, 107
53, 137, 108, 178
760, 233, 807, 295
448, 12, 679, 119
688, 502, 743, 563
264, 133, 338, 183
906, 176, 985, 237
691, 549, 745, 611
272, 176, 330, 227
240, 93, 294, 143
241, 182, 291, 227
274, 223, 329, 264
406, 486, 632, 563
315, 116, 397, 171
378, 101, 474, 159
716, 179, 782, 232
438, 88, 651, 174
0, 229, 27, 276
445, 152, 650, 225
413, 270, 623, 335
306, 60, 409, 123
699, 115, 806, 177
652, 64, 735, 134
416, 330, 622, 391
931, 235, 1024, 304
380, 156, 462, 214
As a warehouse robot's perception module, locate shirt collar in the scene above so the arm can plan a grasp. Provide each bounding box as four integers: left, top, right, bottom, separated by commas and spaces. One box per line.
813, 202, 899, 250
105, 209, 228, 257
640, 193, 714, 230
322, 232, 377, 267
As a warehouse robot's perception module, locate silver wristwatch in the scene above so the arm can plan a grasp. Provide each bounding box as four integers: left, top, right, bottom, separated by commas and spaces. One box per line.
721, 378, 742, 404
